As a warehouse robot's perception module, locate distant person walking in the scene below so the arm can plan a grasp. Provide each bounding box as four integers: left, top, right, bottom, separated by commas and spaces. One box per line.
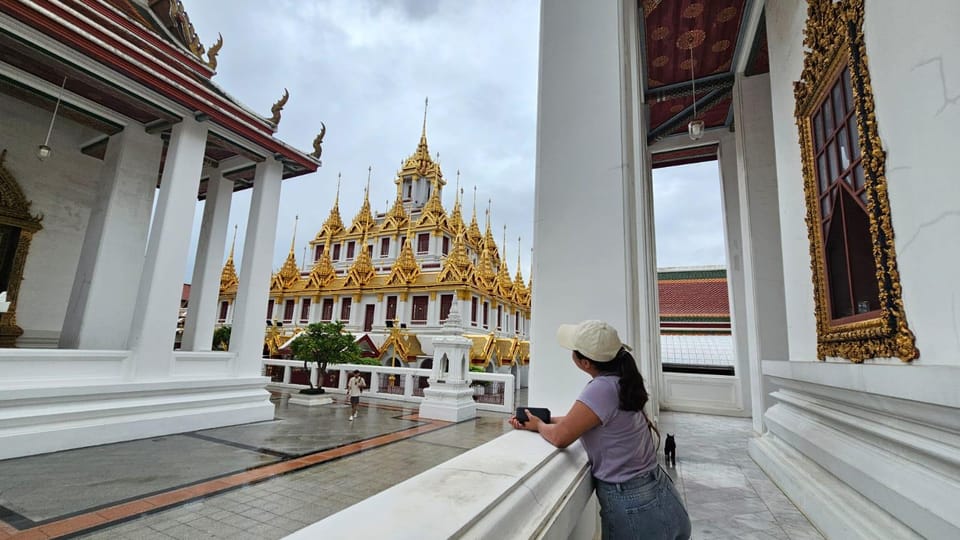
347, 370, 366, 421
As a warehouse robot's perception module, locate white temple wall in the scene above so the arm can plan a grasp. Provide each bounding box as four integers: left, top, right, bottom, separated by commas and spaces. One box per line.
864, 0, 960, 366
0, 94, 102, 346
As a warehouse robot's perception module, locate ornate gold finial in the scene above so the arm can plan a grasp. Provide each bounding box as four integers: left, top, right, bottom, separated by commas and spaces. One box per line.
467, 185, 482, 248
349, 170, 376, 234
422, 96, 428, 137
206, 33, 223, 70
316, 173, 344, 240
269, 88, 289, 125
289, 214, 299, 254
366, 166, 372, 196
274, 215, 301, 290
310, 122, 326, 159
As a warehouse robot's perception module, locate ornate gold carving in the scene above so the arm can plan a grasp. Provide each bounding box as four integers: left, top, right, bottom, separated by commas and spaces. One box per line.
316, 173, 344, 239
438, 227, 473, 284
386, 221, 421, 286
206, 33, 223, 70
0, 150, 43, 347
269, 88, 289, 125
168, 0, 205, 58
344, 232, 375, 287
794, 0, 917, 362
348, 169, 376, 235
310, 122, 326, 159
308, 233, 336, 289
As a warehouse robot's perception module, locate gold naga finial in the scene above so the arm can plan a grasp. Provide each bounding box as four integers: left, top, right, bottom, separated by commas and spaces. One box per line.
206, 33, 223, 70
269, 88, 289, 125
310, 122, 326, 159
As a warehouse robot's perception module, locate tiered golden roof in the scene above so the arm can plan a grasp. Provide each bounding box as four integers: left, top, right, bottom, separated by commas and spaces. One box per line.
347, 169, 376, 236
308, 233, 336, 288
316, 173, 345, 239
344, 231, 376, 287
219, 226, 239, 294
271, 217, 302, 292
386, 221, 421, 285
494, 227, 513, 298
466, 188, 482, 249
438, 226, 474, 284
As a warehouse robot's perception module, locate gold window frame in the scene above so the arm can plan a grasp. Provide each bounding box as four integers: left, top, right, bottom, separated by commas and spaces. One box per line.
0, 150, 43, 347
793, 0, 917, 362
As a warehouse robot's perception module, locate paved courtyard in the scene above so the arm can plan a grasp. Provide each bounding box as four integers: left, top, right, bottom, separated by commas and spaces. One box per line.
0, 392, 822, 539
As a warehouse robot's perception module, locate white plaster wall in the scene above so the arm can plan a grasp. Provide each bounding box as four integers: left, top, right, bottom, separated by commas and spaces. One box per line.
766, 0, 817, 363
864, 0, 960, 366
531, 0, 633, 414
0, 94, 101, 341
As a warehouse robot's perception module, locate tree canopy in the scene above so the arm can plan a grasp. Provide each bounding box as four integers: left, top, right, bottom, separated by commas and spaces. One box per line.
290, 321, 362, 367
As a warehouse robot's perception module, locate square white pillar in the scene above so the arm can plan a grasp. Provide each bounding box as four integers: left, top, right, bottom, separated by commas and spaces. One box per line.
229, 159, 284, 377
181, 171, 233, 351
60, 128, 162, 349
531, 0, 657, 415
732, 73, 789, 432
127, 118, 208, 379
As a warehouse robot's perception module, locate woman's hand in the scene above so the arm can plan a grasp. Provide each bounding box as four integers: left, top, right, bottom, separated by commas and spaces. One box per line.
508, 409, 542, 432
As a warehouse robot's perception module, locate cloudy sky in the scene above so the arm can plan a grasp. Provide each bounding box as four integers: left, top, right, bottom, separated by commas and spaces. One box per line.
182, 0, 725, 281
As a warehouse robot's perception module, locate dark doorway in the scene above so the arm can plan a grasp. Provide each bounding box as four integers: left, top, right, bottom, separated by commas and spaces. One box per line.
363, 304, 375, 332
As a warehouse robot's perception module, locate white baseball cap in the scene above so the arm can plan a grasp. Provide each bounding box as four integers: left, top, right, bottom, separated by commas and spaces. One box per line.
556, 320, 630, 362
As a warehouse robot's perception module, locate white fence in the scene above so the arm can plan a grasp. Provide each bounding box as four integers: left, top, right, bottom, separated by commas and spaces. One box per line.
262, 359, 515, 414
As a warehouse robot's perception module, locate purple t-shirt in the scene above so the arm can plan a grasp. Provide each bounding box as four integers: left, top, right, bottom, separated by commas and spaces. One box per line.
577, 375, 657, 483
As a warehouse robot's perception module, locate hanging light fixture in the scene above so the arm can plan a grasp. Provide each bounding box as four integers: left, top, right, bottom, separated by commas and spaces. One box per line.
37, 76, 68, 161
687, 47, 704, 141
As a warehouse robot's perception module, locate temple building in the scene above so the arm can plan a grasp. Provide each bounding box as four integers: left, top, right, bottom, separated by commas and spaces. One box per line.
0, 0, 322, 459
217, 116, 532, 378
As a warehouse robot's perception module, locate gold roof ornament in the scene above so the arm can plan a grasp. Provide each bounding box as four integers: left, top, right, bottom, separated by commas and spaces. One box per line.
474, 234, 497, 292
317, 173, 345, 239
438, 225, 474, 284
344, 229, 376, 287
381, 180, 409, 233
378, 326, 424, 362
308, 231, 336, 289
448, 172, 466, 236
272, 216, 302, 291
397, 97, 445, 188
348, 167, 376, 235
417, 174, 448, 229
310, 122, 326, 160
494, 224, 513, 298
168, 0, 205, 58
268, 88, 289, 126
512, 236, 529, 305
205, 33, 223, 71
219, 225, 239, 294
482, 199, 500, 265
386, 218, 422, 285
466, 186, 482, 248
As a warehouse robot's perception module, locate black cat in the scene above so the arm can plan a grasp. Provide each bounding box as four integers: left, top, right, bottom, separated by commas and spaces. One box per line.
664, 434, 676, 467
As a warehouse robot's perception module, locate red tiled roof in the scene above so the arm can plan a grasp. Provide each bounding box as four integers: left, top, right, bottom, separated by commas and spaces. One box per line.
658, 279, 729, 317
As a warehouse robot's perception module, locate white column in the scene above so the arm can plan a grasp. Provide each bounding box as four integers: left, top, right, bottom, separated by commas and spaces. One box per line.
718, 133, 752, 417
531, 0, 654, 415
127, 118, 208, 378
181, 171, 233, 351
426, 295, 439, 326
733, 73, 788, 432
229, 159, 284, 376
60, 128, 162, 349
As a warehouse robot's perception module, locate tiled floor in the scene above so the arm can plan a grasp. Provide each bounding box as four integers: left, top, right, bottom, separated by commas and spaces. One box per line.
0, 392, 823, 539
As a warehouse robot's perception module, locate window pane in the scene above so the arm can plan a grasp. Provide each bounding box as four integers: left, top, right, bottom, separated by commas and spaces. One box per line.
853, 164, 866, 190
817, 153, 829, 193
838, 129, 851, 171
828, 142, 839, 180
847, 116, 860, 159
832, 83, 845, 124
842, 191, 880, 314
825, 205, 852, 319
842, 68, 854, 111
813, 112, 824, 151
823, 95, 835, 135
821, 191, 832, 217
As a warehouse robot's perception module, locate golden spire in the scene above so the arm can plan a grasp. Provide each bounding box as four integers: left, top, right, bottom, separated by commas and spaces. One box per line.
219, 225, 239, 293
514, 236, 525, 284
349, 167, 376, 234
466, 185, 482, 248
398, 98, 444, 187
448, 171, 466, 236
438, 222, 474, 283
387, 217, 421, 285
383, 177, 410, 233
417, 166, 448, 229
308, 231, 336, 289
474, 235, 497, 292
495, 224, 513, 297
483, 199, 500, 264
276, 215, 301, 289
345, 227, 376, 287
317, 173, 344, 239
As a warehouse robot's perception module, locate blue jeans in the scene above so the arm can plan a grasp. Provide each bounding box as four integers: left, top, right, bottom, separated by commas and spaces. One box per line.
594, 466, 691, 540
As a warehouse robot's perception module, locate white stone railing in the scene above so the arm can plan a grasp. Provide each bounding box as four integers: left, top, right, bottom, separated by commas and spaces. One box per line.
285, 431, 598, 540
261, 359, 516, 413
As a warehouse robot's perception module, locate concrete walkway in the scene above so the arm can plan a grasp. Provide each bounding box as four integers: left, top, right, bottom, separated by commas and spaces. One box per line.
0, 393, 822, 539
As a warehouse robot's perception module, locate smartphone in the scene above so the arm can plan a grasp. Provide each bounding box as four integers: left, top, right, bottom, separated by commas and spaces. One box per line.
516, 407, 551, 424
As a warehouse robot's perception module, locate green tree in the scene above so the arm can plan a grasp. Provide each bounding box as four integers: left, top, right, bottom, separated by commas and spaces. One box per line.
212, 325, 231, 351
290, 321, 362, 394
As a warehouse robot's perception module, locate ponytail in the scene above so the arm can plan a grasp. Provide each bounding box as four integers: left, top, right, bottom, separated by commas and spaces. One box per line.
577, 348, 660, 446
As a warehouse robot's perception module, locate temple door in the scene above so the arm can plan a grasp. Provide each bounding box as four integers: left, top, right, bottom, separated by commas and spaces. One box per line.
363, 304, 375, 332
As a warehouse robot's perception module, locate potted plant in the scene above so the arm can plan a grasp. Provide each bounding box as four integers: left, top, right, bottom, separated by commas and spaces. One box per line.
290, 321, 361, 395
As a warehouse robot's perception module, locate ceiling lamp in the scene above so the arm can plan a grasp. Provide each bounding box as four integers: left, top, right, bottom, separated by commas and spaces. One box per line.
37, 76, 67, 161
687, 47, 704, 141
